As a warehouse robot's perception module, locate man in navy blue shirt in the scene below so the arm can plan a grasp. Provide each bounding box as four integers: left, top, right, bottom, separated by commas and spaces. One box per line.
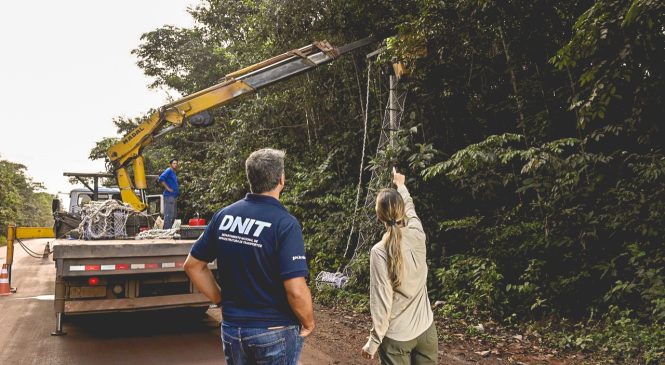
184, 148, 314, 365
158, 159, 179, 229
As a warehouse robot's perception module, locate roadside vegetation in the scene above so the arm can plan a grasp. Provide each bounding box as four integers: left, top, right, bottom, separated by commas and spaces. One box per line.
93, 1, 664, 363
0, 157, 54, 245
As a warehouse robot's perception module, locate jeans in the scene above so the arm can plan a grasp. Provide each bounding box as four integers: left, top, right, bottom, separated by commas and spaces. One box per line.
221, 323, 304, 365
163, 195, 177, 229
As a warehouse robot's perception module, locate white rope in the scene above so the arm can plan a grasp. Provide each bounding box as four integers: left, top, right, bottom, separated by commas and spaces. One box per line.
315, 271, 349, 289
317, 64, 372, 290
343, 62, 372, 260
318, 69, 410, 289
135, 219, 181, 239
134, 228, 179, 240
341, 86, 408, 276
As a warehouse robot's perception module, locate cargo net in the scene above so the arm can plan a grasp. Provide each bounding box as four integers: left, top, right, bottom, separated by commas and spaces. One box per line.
78, 200, 139, 240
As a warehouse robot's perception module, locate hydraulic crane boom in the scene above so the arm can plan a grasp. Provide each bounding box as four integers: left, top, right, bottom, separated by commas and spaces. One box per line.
107, 36, 377, 211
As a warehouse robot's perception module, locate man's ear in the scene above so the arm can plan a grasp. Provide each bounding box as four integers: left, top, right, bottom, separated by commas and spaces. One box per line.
280, 173, 286, 186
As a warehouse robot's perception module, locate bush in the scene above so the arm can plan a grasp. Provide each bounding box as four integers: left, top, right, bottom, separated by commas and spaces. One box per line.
541, 306, 665, 364
433, 255, 504, 318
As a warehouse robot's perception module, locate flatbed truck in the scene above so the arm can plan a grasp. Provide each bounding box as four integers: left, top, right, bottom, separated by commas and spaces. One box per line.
6, 178, 211, 335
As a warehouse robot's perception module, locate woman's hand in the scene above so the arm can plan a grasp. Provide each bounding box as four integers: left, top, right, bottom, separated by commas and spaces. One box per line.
361, 348, 374, 360
392, 167, 405, 187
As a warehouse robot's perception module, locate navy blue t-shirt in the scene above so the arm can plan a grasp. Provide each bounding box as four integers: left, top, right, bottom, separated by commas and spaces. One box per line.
190, 194, 309, 327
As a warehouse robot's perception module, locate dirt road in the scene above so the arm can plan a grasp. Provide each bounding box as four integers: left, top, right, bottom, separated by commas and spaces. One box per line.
0, 239, 508, 365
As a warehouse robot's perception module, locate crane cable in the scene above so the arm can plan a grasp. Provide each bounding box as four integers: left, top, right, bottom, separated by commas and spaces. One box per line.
14, 237, 43, 259
315, 62, 372, 290
343, 62, 372, 262
317, 70, 409, 289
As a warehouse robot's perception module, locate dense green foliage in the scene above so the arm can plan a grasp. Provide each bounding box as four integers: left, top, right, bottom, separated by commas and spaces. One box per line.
94, 0, 664, 361
0, 156, 54, 244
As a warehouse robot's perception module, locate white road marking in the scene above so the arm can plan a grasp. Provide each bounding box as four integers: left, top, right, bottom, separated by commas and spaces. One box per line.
16, 294, 55, 300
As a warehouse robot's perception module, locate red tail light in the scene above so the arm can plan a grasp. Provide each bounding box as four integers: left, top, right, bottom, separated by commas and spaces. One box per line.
88, 277, 100, 286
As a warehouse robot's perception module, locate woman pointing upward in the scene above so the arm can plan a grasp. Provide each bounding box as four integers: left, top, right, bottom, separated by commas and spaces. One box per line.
361, 168, 438, 364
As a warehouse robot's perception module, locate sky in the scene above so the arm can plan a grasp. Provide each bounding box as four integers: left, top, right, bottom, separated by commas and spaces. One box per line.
0, 0, 196, 199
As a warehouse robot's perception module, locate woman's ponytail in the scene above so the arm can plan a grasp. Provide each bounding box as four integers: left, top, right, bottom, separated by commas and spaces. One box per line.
375, 188, 406, 290
385, 223, 403, 289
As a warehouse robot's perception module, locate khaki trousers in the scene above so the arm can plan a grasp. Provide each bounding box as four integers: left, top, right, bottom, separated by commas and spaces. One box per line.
378, 322, 438, 365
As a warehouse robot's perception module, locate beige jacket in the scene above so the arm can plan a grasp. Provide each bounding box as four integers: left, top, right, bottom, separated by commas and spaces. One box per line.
363, 184, 434, 355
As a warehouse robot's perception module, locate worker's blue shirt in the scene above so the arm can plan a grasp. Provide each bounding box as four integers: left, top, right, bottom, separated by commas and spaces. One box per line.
158, 167, 179, 197
190, 193, 309, 327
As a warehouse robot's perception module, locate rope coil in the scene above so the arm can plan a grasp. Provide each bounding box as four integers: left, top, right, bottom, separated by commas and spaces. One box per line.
134, 228, 179, 240
134, 218, 181, 239
315, 271, 349, 289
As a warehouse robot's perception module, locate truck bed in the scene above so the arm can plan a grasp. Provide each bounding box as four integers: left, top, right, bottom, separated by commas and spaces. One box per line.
53, 238, 196, 258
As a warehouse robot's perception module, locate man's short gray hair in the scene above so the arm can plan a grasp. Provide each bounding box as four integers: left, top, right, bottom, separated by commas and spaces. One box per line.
245, 148, 286, 194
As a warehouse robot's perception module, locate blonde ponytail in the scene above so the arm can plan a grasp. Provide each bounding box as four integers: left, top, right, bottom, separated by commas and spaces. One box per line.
375, 188, 406, 290
385, 224, 403, 289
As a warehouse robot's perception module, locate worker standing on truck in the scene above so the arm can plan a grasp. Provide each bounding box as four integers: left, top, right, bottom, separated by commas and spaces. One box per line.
158, 159, 179, 229
184, 148, 314, 365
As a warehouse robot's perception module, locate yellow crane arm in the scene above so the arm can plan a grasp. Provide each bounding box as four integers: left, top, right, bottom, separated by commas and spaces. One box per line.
4, 224, 55, 288
106, 37, 377, 211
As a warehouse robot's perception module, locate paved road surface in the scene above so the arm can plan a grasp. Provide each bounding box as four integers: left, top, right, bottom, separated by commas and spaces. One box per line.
0, 239, 333, 365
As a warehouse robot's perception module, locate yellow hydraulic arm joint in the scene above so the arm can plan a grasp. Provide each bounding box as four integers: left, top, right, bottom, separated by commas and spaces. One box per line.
116, 166, 147, 211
